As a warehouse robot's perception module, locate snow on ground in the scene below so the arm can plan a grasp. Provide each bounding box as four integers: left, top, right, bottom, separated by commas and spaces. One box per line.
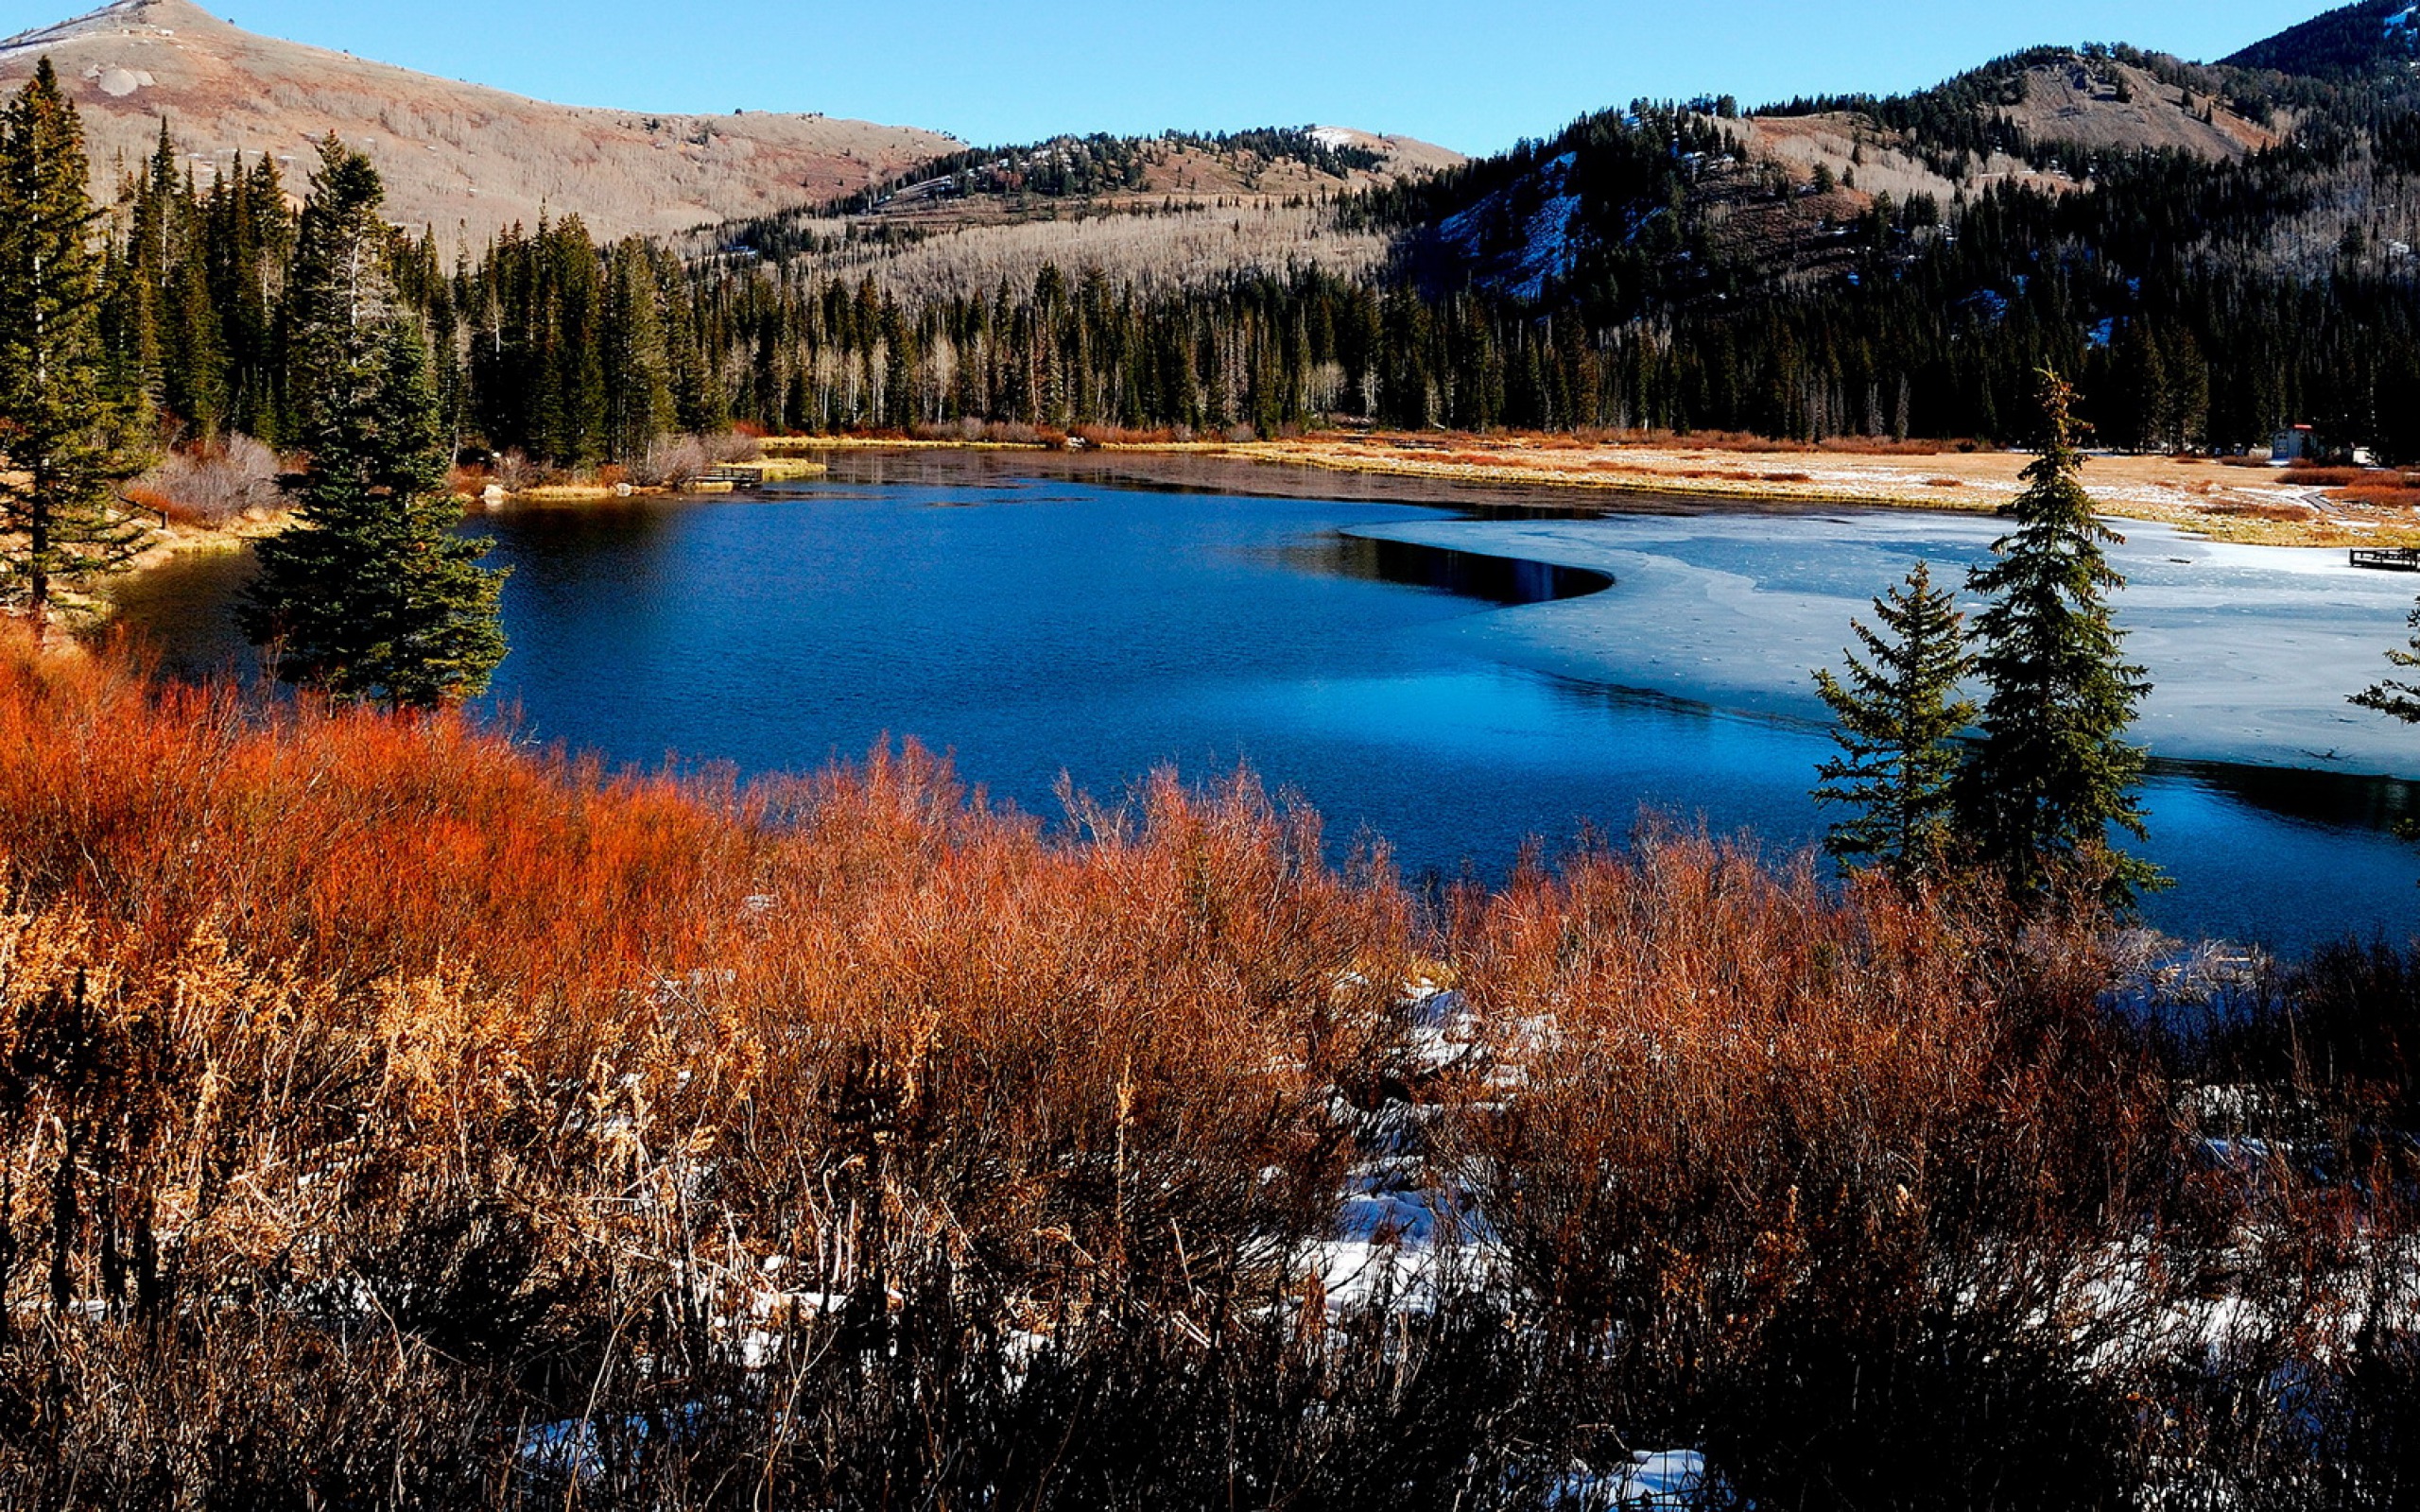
1351, 508, 2420, 777
1439, 153, 1586, 301
1551, 1450, 1709, 1509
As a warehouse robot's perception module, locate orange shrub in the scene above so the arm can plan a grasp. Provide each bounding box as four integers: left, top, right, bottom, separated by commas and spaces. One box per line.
0, 632, 2394, 1504
2284, 465, 2367, 487
2212, 500, 2322, 522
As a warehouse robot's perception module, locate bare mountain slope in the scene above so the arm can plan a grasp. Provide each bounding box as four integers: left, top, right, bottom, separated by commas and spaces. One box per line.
0, 0, 963, 243
1992, 55, 2283, 159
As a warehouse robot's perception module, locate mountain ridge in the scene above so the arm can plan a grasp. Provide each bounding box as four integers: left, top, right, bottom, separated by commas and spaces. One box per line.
0, 0, 1459, 249
2222, 0, 2420, 77
0, 0, 972, 242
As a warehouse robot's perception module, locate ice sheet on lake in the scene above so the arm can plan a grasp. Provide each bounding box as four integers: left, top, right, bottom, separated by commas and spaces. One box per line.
1354, 509, 2420, 778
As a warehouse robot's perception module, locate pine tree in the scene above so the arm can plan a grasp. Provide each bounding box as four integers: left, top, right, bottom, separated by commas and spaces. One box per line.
2351, 600, 2420, 725
1959, 371, 2161, 908
601, 237, 670, 461
1812, 560, 1977, 884
163, 167, 225, 438
239, 138, 507, 710
0, 60, 145, 638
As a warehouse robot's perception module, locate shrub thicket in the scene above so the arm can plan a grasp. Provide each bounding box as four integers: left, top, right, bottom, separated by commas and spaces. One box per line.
0, 631, 2411, 1508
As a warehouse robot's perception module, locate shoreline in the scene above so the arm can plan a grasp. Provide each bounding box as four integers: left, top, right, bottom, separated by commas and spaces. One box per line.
107, 430, 2398, 613
788, 433, 2409, 549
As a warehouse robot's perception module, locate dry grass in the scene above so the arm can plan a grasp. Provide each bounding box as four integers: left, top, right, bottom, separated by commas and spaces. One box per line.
121, 435, 283, 528
1212, 434, 2420, 547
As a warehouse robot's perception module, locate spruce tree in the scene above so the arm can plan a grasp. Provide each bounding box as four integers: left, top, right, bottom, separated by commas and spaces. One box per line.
1959, 371, 2161, 908
0, 60, 145, 638
239, 138, 507, 711
2351, 601, 2420, 725
1812, 560, 1977, 884
163, 166, 225, 438
601, 237, 670, 461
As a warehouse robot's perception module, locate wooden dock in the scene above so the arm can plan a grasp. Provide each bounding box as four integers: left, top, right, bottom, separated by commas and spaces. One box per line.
2350, 547, 2420, 572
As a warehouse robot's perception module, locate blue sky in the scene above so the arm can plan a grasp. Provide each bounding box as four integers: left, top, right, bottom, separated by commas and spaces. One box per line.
1, 0, 2338, 154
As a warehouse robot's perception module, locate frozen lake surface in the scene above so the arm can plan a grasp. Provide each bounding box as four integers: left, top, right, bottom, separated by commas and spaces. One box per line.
1354, 509, 2420, 778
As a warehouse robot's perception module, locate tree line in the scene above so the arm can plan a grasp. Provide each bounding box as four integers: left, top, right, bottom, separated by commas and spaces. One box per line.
0, 62, 501, 707
69, 96, 2420, 472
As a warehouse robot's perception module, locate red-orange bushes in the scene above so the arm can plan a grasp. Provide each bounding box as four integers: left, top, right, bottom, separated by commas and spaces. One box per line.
0, 627, 1408, 1317
717, 760, 1412, 1292
1439, 832, 2180, 1501
0, 633, 753, 1015
3, 629, 2388, 1505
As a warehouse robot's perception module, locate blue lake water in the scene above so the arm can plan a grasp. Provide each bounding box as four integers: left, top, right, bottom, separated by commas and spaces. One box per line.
112, 453, 2420, 955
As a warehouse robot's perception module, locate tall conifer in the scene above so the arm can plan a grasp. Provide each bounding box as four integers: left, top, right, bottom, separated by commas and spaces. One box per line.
601, 237, 671, 460
0, 60, 145, 637
240, 138, 507, 710
1813, 560, 1977, 884
1959, 372, 2161, 908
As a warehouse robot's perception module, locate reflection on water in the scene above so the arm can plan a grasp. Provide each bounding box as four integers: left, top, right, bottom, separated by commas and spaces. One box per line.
1530, 669, 2420, 841
2160, 757, 2420, 835
103, 546, 262, 682
1283, 532, 1615, 605
90, 464, 2420, 954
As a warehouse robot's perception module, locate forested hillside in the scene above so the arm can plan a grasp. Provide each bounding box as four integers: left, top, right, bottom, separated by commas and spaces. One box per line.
76, 0, 2420, 478
2223, 0, 2420, 78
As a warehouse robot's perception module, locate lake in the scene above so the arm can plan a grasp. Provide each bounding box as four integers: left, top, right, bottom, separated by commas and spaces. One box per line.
111, 450, 2420, 955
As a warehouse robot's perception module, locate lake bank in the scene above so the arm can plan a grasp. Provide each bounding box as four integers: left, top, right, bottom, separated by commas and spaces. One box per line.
790, 433, 2416, 548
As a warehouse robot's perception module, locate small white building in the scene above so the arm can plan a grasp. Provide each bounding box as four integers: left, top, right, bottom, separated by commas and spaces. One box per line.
2271, 424, 2315, 462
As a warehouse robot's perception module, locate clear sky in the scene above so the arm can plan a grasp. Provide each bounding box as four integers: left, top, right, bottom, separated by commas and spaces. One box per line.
0, 0, 2342, 155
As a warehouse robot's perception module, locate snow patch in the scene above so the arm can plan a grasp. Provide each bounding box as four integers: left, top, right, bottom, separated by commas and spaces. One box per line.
1438, 152, 1587, 301
1308, 127, 1374, 152
1550, 1451, 1709, 1509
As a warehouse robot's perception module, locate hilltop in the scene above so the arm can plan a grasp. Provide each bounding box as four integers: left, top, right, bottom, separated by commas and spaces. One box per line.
710, 124, 1465, 301
0, 0, 964, 242
1397, 43, 2309, 307
0, 0, 1460, 254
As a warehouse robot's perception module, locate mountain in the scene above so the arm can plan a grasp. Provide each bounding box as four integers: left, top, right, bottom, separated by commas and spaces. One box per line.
711, 124, 1464, 299
0, 0, 964, 242
2222, 0, 2420, 78
0, 0, 1460, 261
1392, 44, 2296, 309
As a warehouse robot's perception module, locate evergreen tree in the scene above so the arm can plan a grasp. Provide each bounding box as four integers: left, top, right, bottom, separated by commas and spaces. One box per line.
0, 60, 145, 637
1811, 560, 1977, 884
601, 237, 670, 461
1958, 371, 2161, 908
163, 167, 225, 438
239, 139, 507, 710
538, 216, 608, 466
2351, 600, 2420, 726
